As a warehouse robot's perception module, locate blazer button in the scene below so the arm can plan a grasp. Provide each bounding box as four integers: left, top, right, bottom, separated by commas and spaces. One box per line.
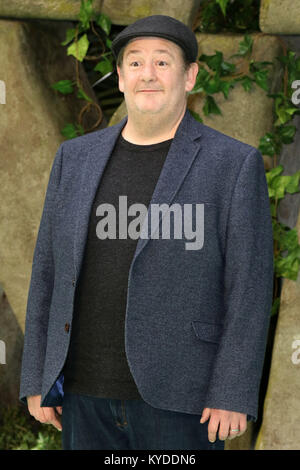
64, 323, 70, 333
72, 279, 75, 287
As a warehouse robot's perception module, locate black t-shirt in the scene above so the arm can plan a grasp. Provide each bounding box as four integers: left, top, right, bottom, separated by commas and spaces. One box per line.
62, 132, 173, 399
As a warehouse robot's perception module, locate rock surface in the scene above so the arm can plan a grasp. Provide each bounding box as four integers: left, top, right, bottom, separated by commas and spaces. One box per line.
0, 0, 202, 27
255, 210, 300, 450
260, 0, 300, 34
0, 285, 23, 405
189, 32, 283, 160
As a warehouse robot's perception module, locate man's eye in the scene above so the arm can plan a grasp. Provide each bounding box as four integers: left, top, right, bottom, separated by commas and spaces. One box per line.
130, 61, 139, 67
158, 61, 168, 66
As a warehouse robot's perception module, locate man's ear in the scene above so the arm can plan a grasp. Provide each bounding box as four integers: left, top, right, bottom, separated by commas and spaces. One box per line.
116, 65, 124, 93
185, 62, 199, 93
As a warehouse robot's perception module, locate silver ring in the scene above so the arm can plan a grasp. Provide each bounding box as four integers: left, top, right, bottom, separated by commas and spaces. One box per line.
230, 429, 239, 433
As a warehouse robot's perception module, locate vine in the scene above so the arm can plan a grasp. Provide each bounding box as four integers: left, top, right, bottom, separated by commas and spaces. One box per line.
193, 0, 260, 33
50, 0, 116, 138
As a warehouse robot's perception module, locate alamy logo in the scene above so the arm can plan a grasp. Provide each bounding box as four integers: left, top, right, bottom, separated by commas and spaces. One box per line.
0, 340, 5, 364
0, 80, 5, 104
291, 339, 300, 365
291, 80, 300, 105
95, 196, 205, 250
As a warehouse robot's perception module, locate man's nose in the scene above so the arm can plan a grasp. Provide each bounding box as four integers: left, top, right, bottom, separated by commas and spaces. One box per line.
140, 61, 157, 81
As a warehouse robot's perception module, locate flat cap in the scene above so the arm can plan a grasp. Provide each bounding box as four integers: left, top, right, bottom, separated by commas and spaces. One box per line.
111, 15, 198, 63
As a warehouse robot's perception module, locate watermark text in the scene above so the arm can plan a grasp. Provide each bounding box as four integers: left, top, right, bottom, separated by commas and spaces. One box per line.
291, 80, 300, 105
0, 80, 5, 104
0, 340, 6, 364
291, 339, 300, 365
95, 196, 205, 250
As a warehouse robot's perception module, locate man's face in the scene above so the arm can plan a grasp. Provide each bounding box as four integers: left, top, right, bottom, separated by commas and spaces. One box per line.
116, 37, 198, 117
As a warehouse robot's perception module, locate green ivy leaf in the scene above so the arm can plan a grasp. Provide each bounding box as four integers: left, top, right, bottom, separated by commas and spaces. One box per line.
266, 165, 284, 191
96, 13, 112, 36
61, 23, 86, 46
230, 34, 253, 58
199, 51, 223, 72
94, 57, 114, 75
271, 175, 290, 200
204, 75, 222, 94
269, 171, 300, 200
259, 133, 277, 156
50, 80, 75, 94
219, 79, 235, 99
61, 123, 77, 139
253, 69, 269, 91
106, 38, 112, 49
284, 107, 299, 116
216, 0, 230, 16
203, 95, 222, 116
199, 51, 235, 78
275, 105, 300, 126
280, 227, 300, 252
190, 67, 210, 94
61, 123, 85, 139
78, 0, 94, 30
220, 61, 236, 75
278, 125, 296, 144
61, 28, 76, 46
285, 170, 300, 194
240, 76, 253, 92
77, 87, 93, 102
272, 93, 300, 126
67, 34, 89, 62
275, 248, 300, 280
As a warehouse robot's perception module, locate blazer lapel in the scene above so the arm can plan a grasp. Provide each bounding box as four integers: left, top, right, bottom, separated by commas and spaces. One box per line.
133, 109, 203, 262
73, 108, 203, 277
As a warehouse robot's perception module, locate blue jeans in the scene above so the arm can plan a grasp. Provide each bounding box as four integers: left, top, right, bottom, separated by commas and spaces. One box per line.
61, 392, 225, 450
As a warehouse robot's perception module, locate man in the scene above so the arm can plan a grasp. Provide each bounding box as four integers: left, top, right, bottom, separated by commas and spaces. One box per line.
19, 15, 274, 450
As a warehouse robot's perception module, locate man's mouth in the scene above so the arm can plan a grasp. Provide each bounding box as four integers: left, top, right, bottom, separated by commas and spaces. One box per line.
137, 90, 163, 92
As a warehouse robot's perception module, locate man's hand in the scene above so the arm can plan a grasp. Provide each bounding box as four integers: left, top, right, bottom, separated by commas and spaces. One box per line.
200, 408, 247, 442
27, 395, 62, 431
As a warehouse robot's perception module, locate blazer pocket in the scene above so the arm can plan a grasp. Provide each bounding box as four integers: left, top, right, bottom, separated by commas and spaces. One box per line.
191, 321, 223, 344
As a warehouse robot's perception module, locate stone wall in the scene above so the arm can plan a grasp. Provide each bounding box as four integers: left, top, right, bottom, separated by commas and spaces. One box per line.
254, 34, 300, 450
0, 0, 202, 27
260, 0, 300, 34
255, 212, 300, 449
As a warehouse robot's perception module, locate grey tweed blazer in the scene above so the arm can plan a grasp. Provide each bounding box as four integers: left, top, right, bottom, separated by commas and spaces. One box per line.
19, 108, 274, 421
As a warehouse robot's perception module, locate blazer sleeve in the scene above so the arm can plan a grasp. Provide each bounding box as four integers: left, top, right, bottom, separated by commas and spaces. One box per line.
19, 143, 64, 405
204, 148, 274, 422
